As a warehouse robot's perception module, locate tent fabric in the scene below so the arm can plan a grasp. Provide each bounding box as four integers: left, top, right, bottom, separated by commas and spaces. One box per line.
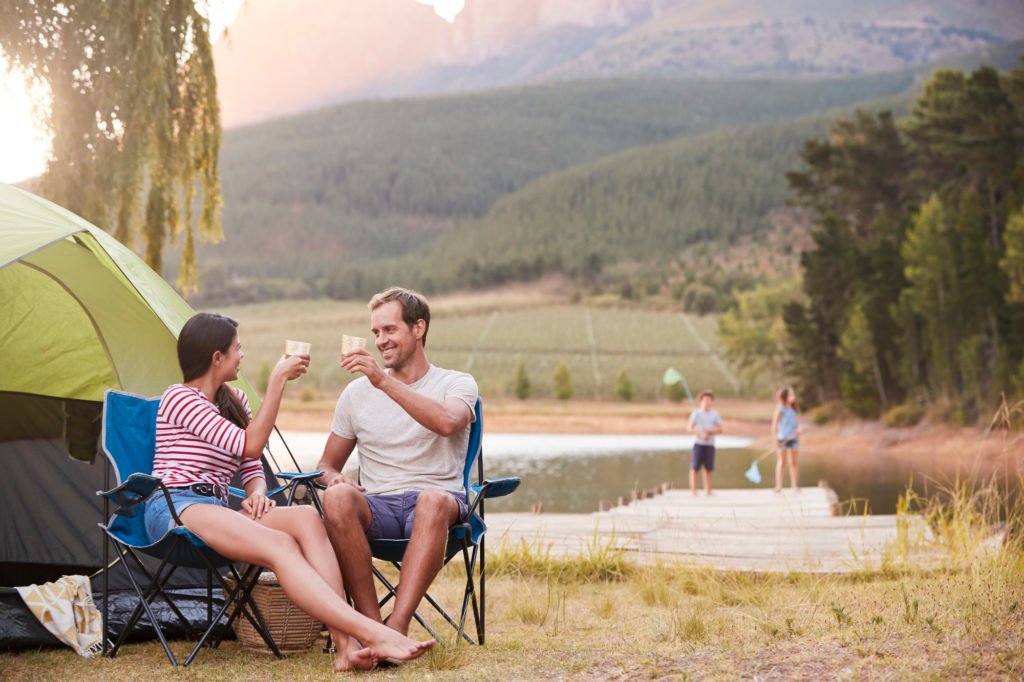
0, 182, 263, 650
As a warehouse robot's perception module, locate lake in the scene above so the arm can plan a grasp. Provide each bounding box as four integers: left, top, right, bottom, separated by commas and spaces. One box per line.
268, 431, 948, 514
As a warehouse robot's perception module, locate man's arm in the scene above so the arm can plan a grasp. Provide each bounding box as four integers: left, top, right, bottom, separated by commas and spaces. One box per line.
316, 432, 365, 489
341, 350, 473, 436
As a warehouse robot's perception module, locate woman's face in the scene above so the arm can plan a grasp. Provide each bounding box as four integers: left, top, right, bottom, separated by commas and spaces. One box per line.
216, 334, 244, 382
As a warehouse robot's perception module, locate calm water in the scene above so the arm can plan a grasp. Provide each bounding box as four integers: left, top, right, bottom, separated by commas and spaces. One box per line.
275, 431, 959, 514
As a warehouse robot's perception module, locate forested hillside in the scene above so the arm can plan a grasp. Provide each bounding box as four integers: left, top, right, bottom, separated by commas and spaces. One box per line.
182, 72, 916, 301
779, 64, 1024, 421
352, 111, 850, 298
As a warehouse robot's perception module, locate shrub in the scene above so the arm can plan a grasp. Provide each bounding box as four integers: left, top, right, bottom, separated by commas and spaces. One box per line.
300, 386, 315, 402
682, 283, 719, 315
882, 402, 925, 428
663, 381, 688, 403
807, 401, 848, 425
614, 367, 634, 402
514, 359, 532, 400
553, 360, 573, 401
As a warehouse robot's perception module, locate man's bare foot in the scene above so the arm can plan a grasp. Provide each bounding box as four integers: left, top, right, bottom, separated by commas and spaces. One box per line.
367, 626, 434, 662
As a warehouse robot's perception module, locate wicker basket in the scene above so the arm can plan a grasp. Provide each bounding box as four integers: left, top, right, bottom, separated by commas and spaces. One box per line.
224, 571, 321, 653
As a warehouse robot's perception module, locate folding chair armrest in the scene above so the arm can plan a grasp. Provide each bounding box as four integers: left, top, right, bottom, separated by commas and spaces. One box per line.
228, 486, 246, 499
473, 477, 521, 499
96, 473, 184, 525
276, 470, 323, 482
467, 477, 521, 517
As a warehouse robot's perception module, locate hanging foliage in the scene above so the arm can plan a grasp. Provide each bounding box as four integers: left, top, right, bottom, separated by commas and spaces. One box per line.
0, 0, 222, 293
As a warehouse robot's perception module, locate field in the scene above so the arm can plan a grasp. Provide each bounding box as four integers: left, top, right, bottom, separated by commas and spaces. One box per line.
217, 294, 750, 402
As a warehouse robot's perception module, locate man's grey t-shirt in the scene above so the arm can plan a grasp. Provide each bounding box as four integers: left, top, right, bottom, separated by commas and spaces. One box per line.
331, 365, 479, 495
689, 409, 722, 446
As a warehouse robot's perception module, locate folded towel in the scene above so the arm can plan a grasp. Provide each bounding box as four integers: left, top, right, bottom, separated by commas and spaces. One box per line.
16, 575, 103, 657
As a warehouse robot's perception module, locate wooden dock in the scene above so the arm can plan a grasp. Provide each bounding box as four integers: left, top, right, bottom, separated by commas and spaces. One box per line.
483, 485, 937, 573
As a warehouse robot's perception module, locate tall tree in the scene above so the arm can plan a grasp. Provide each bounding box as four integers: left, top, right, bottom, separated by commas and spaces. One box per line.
0, 1, 222, 292
899, 194, 960, 398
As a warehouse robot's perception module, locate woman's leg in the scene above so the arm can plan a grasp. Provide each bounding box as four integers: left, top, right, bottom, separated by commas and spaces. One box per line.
179, 503, 433, 665
254, 505, 371, 671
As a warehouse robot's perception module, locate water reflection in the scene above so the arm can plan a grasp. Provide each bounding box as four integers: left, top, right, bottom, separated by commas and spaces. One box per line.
274, 431, 994, 515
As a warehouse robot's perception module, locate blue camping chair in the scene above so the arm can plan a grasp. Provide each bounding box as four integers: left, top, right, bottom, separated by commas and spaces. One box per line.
96, 389, 319, 666
368, 398, 520, 644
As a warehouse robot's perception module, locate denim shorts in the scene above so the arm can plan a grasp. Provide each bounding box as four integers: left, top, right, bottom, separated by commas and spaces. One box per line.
779, 438, 800, 450
144, 489, 227, 543
366, 490, 469, 540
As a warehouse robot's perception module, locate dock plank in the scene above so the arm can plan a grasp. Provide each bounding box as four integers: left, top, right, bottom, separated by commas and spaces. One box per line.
483, 486, 935, 573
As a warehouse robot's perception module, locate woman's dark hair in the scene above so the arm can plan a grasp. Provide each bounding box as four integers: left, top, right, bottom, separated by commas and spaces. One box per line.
178, 312, 250, 429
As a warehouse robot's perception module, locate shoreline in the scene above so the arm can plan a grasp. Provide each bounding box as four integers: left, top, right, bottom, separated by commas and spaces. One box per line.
276, 398, 1021, 478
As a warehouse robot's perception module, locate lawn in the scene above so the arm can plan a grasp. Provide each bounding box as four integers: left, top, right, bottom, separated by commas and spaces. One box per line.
5, 535, 1022, 680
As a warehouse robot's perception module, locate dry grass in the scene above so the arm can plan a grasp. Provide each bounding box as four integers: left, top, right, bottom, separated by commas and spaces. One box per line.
4, 543, 1022, 680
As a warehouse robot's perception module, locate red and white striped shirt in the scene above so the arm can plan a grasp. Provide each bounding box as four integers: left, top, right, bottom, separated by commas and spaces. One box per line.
152, 384, 263, 491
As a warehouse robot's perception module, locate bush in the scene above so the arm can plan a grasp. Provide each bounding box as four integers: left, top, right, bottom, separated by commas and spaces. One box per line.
927, 400, 971, 425
882, 402, 925, 428
553, 360, 574, 401
614, 367, 634, 402
514, 360, 531, 400
300, 386, 315, 402
663, 381, 688, 403
807, 401, 848, 425
682, 283, 718, 315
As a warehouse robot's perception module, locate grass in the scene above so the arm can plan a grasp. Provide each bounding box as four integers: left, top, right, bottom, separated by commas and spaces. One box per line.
8, 542, 1019, 680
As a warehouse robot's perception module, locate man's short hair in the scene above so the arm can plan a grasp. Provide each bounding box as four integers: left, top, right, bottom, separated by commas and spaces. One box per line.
368, 287, 431, 347
698, 389, 714, 401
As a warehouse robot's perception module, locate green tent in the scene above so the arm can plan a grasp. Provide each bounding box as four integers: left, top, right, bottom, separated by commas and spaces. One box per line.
0, 181, 258, 589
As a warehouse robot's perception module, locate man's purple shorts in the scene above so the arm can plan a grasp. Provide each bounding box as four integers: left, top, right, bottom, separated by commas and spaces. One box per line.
365, 490, 469, 540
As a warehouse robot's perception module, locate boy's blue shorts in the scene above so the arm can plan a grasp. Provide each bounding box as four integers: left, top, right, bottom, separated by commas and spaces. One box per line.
691, 444, 716, 471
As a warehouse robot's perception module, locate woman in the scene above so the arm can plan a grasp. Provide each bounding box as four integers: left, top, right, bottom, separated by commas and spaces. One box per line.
770, 386, 801, 492
143, 313, 432, 671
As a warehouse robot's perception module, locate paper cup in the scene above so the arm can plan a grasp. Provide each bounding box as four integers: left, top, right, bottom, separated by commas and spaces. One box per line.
284, 339, 311, 356
341, 334, 367, 356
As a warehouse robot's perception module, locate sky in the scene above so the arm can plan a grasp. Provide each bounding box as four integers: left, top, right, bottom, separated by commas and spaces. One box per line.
0, 1, 466, 184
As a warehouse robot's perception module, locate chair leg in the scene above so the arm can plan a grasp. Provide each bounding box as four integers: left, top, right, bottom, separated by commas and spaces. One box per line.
479, 535, 486, 645
109, 542, 179, 666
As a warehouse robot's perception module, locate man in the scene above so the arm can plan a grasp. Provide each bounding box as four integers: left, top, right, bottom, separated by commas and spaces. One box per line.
316, 287, 478, 654
687, 388, 722, 495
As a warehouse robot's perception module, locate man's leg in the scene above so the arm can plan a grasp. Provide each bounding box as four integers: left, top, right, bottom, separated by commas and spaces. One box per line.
386, 490, 460, 636
322, 485, 381, 622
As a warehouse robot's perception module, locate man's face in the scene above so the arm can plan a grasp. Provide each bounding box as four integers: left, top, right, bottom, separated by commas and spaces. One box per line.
370, 300, 423, 370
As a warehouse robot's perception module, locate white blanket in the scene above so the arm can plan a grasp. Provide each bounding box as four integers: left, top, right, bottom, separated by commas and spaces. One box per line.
16, 574, 103, 657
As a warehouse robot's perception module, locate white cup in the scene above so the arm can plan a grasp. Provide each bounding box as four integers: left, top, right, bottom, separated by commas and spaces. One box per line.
284, 339, 311, 357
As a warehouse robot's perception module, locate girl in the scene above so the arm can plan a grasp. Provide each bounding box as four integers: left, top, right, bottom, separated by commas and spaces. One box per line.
770, 386, 800, 492
144, 312, 432, 671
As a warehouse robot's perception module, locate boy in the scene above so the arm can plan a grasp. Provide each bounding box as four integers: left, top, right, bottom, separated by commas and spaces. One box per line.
688, 389, 723, 495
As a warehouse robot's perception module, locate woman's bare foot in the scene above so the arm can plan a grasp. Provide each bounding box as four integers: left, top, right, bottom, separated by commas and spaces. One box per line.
334, 637, 378, 672
366, 626, 434, 662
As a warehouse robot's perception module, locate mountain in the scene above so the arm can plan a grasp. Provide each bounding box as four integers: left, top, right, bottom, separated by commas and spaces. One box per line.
214, 0, 1024, 126
176, 70, 916, 302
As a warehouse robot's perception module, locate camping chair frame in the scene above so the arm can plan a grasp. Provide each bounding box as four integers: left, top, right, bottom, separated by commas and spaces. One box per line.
368, 399, 520, 645
96, 390, 321, 667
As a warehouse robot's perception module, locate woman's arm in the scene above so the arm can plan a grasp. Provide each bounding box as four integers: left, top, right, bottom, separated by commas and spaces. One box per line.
240, 354, 308, 459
